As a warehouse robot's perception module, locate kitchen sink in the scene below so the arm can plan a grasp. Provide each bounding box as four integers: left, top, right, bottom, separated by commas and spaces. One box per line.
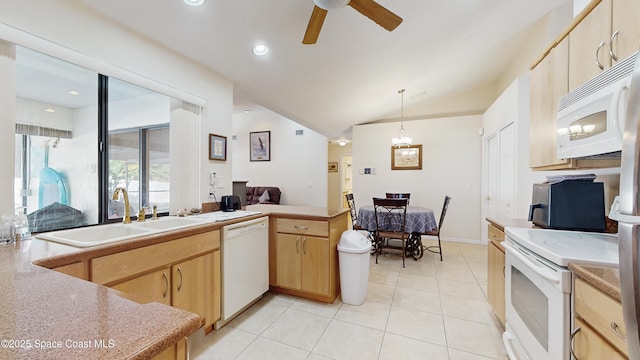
36, 223, 154, 248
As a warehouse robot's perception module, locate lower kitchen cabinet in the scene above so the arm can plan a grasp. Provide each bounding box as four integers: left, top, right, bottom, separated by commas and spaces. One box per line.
91, 230, 221, 330
270, 213, 347, 303
486, 223, 506, 325
572, 277, 628, 359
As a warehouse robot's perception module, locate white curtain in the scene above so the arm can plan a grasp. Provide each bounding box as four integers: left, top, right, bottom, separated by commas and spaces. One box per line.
170, 99, 202, 213
0, 39, 16, 216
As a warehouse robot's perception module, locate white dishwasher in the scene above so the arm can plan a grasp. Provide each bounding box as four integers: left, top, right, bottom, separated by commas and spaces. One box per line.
218, 216, 269, 328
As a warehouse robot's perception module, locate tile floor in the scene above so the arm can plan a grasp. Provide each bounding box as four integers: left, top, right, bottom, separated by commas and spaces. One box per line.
190, 240, 507, 360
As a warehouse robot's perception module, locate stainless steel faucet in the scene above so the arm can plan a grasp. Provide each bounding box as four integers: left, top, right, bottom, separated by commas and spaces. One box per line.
112, 187, 131, 224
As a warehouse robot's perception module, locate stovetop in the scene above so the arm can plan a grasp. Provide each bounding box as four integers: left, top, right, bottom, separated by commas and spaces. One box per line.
505, 227, 619, 267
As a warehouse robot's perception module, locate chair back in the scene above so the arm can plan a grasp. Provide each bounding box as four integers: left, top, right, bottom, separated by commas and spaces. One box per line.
437, 196, 452, 232
345, 193, 358, 228
373, 197, 409, 240
385, 193, 410, 205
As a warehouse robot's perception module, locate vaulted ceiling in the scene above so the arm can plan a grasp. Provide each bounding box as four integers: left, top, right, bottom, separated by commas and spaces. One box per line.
81, 0, 570, 140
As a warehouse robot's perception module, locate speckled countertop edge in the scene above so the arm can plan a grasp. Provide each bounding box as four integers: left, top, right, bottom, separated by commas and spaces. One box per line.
569, 263, 621, 301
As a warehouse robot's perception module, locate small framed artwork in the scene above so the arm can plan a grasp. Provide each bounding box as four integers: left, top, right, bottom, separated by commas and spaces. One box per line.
328, 162, 338, 172
391, 144, 422, 170
209, 133, 227, 161
250, 131, 271, 161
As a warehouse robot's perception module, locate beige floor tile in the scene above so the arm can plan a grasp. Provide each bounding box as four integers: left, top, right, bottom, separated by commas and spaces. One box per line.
440, 295, 501, 326
262, 292, 297, 308
435, 266, 478, 284
366, 282, 396, 304
444, 317, 508, 359
397, 273, 439, 293
261, 308, 331, 351
190, 326, 257, 360
306, 353, 333, 360
386, 306, 447, 345
313, 320, 384, 360
334, 300, 391, 330
379, 332, 449, 360
449, 348, 501, 360
289, 297, 342, 318
229, 300, 288, 335
369, 267, 399, 287
437, 278, 486, 300
399, 259, 437, 278
392, 287, 442, 315
235, 337, 309, 360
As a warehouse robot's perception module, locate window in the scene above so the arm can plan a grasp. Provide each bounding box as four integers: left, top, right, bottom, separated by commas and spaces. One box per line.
14, 46, 176, 232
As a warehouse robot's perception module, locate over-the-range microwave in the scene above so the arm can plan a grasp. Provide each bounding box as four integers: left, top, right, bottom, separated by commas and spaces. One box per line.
556, 51, 638, 159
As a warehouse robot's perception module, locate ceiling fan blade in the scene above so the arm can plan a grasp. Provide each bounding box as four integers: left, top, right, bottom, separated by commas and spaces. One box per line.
348, 0, 403, 31
303, 6, 328, 44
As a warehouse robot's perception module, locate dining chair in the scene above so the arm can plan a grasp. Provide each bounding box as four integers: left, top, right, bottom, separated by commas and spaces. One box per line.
424, 195, 451, 261
385, 193, 410, 206
373, 197, 410, 267
345, 193, 377, 253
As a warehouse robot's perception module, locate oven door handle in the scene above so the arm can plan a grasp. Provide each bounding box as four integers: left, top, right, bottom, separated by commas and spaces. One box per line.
503, 242, 560, 284
503, 331, 524, 360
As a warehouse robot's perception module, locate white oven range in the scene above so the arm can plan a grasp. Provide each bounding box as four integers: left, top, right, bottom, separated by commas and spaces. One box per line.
501, 227, 618, 360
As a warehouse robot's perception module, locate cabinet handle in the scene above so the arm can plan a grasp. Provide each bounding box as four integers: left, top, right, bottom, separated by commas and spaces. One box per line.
177, 267, 183, 291
162, 271, 168, 299
596, 41, 605, 70
570, 326, 581, 360
296, 237, 300, 254
303, 238, 307, 255
294, 225, 309, 232
611, 321, 627, 342
609, 30, 619, 62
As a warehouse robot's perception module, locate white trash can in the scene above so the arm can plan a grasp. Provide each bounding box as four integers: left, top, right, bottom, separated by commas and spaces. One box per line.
337, 230, 371, 305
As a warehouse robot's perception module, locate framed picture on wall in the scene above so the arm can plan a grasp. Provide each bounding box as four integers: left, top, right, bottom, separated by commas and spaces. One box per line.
209, 133, 227, 161
391, 144, 422, 170
328, 162, 338, 172
250, 131, 271, 161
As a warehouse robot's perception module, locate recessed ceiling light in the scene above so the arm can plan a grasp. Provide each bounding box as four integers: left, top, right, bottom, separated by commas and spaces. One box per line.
45, 108, 56, 113
69, 90, 80, 96
244, 109, 251, 114
252, 44, 269, 56
183, 0, 205, 6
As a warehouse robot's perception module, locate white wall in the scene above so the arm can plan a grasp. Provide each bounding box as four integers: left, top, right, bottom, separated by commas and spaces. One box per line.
0, 0, 234, 214
352, 115, 483, 243
232, 109, 328, 207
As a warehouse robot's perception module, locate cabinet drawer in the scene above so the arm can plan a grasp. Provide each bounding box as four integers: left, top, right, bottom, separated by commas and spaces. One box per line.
92, 231, 219, 285
574, 318, 627, 360
277, 218, 328, 237
575, 278, 628, 356
488, 224, 505, 251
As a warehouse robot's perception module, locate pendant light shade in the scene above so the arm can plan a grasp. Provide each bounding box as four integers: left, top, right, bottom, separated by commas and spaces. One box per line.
391, 89, 412, 146
313, 0, 350, 10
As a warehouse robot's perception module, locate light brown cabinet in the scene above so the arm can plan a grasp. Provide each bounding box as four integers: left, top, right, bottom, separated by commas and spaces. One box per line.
572, 277, 628, 359
486, 224, 506, 325
569, 0, 640, 91
91, 230, 221, 330
529, 37, 570, 170
270, 214, 347, 303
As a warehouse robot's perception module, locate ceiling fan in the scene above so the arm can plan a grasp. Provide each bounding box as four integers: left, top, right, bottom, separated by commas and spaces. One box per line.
302, 0, 403, 44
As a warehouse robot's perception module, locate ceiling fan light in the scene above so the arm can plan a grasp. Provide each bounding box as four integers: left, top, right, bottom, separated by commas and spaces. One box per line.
313, 0, 350, 10
252, 44, 269, 56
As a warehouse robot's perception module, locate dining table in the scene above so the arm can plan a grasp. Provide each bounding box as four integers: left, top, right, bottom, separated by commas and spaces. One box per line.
357, 205, 437, 234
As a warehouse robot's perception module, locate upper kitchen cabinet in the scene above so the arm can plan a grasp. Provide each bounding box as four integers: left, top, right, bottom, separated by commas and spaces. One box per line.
569, 0, 640, 91
530, 37, 570, 169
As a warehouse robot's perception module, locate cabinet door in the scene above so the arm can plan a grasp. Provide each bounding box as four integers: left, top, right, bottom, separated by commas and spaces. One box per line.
487, 241, 505, 325
529, 37, 570, 169
112, 267, 171, 305
611, 0, 640, 63
573, 318, 627, 360
300, 236, 330, 295
172, 255, 210, 324
569, 0, 612, 91
276, 233, 302, 290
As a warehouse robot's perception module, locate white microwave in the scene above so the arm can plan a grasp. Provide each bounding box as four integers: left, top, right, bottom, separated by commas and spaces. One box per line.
556, 51, 638, 159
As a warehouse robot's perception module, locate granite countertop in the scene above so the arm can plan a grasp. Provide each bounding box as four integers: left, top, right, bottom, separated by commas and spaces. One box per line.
485, 216, 533, 231
569, 263, 621, 302
246, 204, 349, 219
0, 237, 201, 360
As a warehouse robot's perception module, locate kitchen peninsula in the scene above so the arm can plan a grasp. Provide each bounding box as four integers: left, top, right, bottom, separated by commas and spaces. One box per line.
0, 205, 348, 359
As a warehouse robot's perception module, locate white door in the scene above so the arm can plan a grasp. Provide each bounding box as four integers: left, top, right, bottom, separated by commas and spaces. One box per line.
487, 134, 499, 219
340, 155, 352, 208
499, 123, 515, 217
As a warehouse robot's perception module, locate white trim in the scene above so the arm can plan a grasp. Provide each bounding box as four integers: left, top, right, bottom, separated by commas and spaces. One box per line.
0, 21, 206, 107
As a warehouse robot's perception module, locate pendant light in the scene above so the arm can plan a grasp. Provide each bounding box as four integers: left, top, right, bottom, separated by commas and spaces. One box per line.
392, 89, 412, 147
